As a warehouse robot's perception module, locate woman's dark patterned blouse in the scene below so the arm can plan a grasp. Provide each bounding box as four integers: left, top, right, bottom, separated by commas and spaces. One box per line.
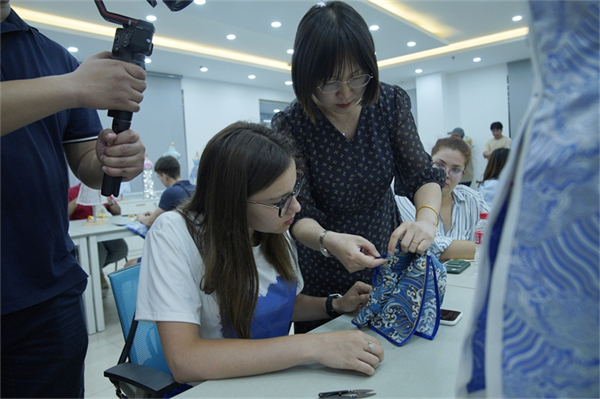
272, 82, 444, 331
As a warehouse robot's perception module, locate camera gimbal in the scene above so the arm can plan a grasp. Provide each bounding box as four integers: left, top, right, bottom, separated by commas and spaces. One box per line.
94, 0, 192, 196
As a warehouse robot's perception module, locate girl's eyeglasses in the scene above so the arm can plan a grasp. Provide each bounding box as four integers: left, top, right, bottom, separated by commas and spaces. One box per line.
432, 162, 464, 180
247, 176, 305, 218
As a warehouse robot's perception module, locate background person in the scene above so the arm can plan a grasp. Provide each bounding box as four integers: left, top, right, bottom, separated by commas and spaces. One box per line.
68, 183, 129, 290
476, 148, 510, 207
136, 155, 195, 227
396, 137, 489, 262
1, 1, 146, 397
136, 122, 384, 383
271, 0, 444, 333
448, 127, 475, 187
483, 121, 511, 159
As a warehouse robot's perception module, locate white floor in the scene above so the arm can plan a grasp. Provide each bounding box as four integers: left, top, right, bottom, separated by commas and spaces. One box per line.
84, 268, 128, 398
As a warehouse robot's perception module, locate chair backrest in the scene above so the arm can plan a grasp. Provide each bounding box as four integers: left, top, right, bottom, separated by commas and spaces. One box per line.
108, 264, 171, 375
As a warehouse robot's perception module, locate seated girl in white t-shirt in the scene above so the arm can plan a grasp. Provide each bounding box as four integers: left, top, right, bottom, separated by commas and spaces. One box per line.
136, 121, 383, 384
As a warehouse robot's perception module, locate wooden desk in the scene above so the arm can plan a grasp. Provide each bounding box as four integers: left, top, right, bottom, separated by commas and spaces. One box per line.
178, 271, 476, 398
70, 219, 139, 333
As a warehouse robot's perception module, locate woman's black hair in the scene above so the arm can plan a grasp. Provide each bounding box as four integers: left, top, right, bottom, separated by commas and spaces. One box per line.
291, 1, 379, 123
477, 148, 510, 186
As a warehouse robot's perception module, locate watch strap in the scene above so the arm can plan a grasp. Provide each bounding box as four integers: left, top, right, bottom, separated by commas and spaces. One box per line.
326, 293, 342, 318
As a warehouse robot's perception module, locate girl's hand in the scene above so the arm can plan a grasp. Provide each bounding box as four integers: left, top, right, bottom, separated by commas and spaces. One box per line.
311, 330, 384, 376
334, 281, 371, 315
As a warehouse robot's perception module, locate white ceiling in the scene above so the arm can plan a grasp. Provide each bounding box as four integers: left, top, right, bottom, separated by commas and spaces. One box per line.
13, 0, 533, 95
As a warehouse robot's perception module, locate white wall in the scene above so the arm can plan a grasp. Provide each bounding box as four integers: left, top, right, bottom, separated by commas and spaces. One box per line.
413, 63, 510, 185
181, 77, 294, 178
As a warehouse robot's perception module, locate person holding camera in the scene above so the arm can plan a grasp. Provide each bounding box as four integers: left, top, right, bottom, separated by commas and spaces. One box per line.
1, 2, 147, 397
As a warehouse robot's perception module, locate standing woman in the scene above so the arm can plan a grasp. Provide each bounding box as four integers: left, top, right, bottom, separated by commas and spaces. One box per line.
136, 122, 383, 383
272, 1, 445, 332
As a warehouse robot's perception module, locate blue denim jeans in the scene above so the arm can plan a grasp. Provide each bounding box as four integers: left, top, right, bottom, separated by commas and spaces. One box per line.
2, 280, 88, 398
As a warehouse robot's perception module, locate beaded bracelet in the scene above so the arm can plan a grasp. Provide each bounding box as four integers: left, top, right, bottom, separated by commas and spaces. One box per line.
416, 205, 440, 227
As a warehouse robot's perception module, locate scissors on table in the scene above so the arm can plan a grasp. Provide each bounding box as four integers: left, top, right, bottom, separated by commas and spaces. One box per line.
318, 389, 376, 398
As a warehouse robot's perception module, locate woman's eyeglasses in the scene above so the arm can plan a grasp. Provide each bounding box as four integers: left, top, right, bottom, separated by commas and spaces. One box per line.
317, 74, 373, 94
432, 162, 465, 180
247, 176, 305, 218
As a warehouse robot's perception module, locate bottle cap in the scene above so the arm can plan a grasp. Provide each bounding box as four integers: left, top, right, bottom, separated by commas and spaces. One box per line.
480, 212, 488, 219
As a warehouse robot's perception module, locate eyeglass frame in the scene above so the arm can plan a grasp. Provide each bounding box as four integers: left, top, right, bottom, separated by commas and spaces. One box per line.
246, 175, 305, 218
317, 74, 373, 94
432, 161, 465, 180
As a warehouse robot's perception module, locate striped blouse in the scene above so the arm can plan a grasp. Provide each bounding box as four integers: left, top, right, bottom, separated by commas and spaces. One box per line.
395, 184, 490, 258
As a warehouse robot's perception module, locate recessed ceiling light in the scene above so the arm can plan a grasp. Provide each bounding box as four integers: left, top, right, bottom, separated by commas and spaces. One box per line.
248, 75, 256, 79
145, 57, 151, 63
415, 69, 422, 73
285, 81, 293, 85
512, 15, 523, 22
287, 49, 294, 54
407, 41, 416, 47
273, 109, 280, 113
369, 25, 379, 31
200, 66, 208, 72
227, 34, 236, 40
473, 57, 481, 62
194, 0, 206, 4
146, 15, 157, 22
271, 21, 281, 28
67, 46, 78, 53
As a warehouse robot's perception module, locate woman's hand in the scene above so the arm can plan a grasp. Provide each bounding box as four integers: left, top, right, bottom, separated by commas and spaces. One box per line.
388, 219, 436, 255
311, 330, 384, 376
334, 281, 371, 315
324, 232, 388, 273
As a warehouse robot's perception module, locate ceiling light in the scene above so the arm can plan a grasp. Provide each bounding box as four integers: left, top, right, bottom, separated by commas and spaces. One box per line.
227, 34, 236, 40
378, 27, 528, 68
407, 41, 416, 47
512, 15, 523, 22
194, 0, 206, 4
287, 49, 294, 54
248, 75, 256, 79
12, 6, 292, 72
146, 15, 157, 22
415, 69, 422, 73
473, 57, 481, 62
200, 66, 208, 72
285, 81, 293, 85
67, 46, 78, 53
271, 21, 281, 28
145, 57, 152, 63
369, 25, 379, 31
273, 109, 280, 113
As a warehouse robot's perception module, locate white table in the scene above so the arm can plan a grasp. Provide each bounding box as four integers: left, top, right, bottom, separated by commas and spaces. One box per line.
68, 223, 96, 334
70, 218, 139, 333
179, 264, 477, 398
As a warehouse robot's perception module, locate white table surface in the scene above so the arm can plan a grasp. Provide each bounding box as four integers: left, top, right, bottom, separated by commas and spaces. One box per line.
178, 267, 476, 399
70, 218, 139, 333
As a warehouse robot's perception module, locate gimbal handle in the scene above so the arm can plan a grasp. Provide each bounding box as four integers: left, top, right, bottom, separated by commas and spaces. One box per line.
94, 0, 155, 196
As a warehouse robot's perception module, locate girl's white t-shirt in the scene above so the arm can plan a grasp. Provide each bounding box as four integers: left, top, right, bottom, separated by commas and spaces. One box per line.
136, 211, 303, 339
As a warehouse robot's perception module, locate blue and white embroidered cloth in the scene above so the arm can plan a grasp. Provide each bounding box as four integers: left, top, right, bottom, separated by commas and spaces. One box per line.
457, 1, 599, 397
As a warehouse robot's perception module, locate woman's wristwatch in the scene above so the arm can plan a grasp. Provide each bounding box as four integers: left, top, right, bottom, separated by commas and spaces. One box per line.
319, 230, 332, 258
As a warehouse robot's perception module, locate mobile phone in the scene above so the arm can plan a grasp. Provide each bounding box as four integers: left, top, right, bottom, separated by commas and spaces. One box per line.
440, 309, 462, 326
444, 259, 471, 274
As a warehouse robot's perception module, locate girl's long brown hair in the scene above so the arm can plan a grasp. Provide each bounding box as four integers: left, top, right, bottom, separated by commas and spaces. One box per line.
178, 122, 299, 339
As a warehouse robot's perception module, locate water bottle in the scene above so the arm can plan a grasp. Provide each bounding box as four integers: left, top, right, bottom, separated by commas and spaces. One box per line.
473, 212, 489, 275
